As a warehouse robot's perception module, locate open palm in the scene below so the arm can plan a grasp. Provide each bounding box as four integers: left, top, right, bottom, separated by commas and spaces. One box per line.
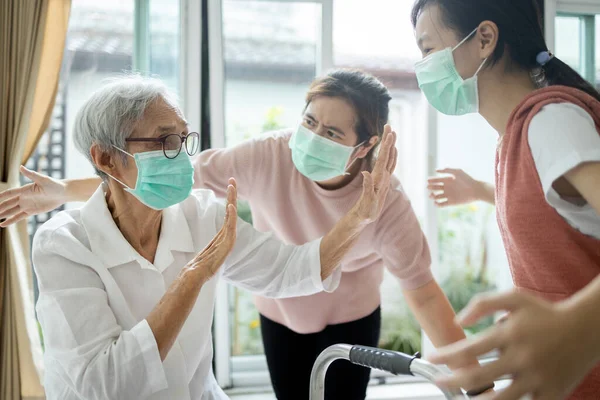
354, 125, 397, 223
0, 166, 66, 227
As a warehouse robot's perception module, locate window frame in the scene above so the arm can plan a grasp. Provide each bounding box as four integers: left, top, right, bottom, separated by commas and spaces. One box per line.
202, 0, 334, 389
551, 0, 599, 84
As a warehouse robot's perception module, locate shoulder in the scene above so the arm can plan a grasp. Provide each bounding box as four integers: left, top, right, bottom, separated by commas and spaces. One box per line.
528, 102, 600, 155
250, 129, 294, 151
31, 209, 99, 290
526, 102, 600, 195
240, 129, 295, 173
529, 103, 596, 141
223, 129, 294, 170
32, 209, 86, 256
530, 102, 595, 125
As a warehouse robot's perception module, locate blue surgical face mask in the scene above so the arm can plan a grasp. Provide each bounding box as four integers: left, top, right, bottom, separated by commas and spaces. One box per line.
288, 124, 364, 182
414, 28, 488, 116
107, 147, 195, 210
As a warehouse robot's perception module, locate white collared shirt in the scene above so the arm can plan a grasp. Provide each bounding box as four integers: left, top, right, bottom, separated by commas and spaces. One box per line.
33, 187, 341, 400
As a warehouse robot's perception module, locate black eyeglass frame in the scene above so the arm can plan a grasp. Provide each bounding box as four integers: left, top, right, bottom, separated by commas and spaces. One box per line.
125, 132, 200, 159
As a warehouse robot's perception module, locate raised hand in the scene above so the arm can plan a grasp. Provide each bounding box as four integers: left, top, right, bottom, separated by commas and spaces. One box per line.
352, 124, 397, 223
428, 290, 597, 400
186, 178, 238, 282
427, 168, 484, 207
0, 166, 67, 227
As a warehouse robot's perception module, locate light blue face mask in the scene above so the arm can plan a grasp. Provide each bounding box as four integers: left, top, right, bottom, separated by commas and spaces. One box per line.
108, 147, 195, 210
414, 28, 488, 116
288, 124, 364, 182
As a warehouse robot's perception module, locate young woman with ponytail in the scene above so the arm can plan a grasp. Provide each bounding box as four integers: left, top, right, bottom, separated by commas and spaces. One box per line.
412, 1, 600, 398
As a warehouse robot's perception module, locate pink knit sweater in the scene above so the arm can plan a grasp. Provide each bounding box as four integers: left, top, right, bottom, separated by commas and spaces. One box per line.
195, 130, 433, 333
496, 86, 600, 399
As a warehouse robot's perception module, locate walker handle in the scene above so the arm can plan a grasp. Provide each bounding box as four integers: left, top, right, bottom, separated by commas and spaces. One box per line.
349, 345, 418, 376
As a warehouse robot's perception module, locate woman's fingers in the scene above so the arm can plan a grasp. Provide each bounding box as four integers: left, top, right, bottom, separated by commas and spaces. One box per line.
226, 178, 238, 207
0, 186, 24, 203
361, 171, 375, 200
20, 165, 49, 183
387, 143, 397, 173
440, 357, 512, 393
228, 177, 237, 191
383, 131, 397, 172
457, 291, 528, 326
0, 197, 20, 217
0, 204, 20, 222
192, 204, 237, 271
0, 211, 28, 228
192, 180, 238, 262
214, 203, 237, 264
493, 379, 532, 400
224, 202, 237, 231
373, 125, 393, 175
431, 192, 447, 201
428, 328, 504, 368
428, 176, 454, 185
436, 168, 462, 176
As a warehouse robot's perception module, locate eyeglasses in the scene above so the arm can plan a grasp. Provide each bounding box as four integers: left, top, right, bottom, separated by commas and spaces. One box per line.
125, 132, 200, 159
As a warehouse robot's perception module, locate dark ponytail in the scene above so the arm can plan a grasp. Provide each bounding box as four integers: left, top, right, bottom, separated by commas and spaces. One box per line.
411, 0, 600, 102
543, 58, 600, 101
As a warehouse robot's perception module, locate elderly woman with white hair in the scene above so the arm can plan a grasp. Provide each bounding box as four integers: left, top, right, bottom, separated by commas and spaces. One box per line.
31, 76, 397, 400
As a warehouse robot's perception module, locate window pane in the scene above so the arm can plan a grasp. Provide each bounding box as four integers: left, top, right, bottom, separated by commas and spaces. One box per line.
149, 0, 180, 94
334, 0, 427, 353
223, 0, 319, 148
596, 15, 600, 87
436, 114, 512, 336
62, 0, 135, 187
222, 0, 321, 357
555, 16, 582, 73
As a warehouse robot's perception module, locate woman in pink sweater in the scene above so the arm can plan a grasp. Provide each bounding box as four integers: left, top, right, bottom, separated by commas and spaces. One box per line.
0, 70, 484, 398
411, 0, 600, 399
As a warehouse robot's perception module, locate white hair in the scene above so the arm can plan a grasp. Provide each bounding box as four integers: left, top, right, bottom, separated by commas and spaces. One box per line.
73, 74, 180, 179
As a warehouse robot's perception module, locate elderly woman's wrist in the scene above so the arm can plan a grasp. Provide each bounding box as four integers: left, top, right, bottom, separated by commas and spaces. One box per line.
181, 265, 210, 289
347, 206, 373, 228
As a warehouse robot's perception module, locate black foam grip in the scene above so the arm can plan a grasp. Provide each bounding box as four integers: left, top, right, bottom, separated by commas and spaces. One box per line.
348, 346, 415, 376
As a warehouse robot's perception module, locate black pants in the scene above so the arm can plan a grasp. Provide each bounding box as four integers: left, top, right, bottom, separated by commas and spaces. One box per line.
260, 307, 381, 400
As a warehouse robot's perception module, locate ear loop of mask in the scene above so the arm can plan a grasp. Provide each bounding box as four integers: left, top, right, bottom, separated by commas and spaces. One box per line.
452, 27, 488, 78
343, 140, 369, 176
104, 146, 136, 190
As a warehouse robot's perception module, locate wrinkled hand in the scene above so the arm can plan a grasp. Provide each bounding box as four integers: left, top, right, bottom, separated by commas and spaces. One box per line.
427, 168, 480, 208
186, 178, 238, 283
0, 166, 66, 227
429, 290, 596, 400
352, 124, 397, 223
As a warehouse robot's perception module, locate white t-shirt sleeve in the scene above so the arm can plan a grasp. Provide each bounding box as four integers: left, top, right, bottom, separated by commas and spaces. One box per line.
528, 102, 600, 197
527, 103, 600, 239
